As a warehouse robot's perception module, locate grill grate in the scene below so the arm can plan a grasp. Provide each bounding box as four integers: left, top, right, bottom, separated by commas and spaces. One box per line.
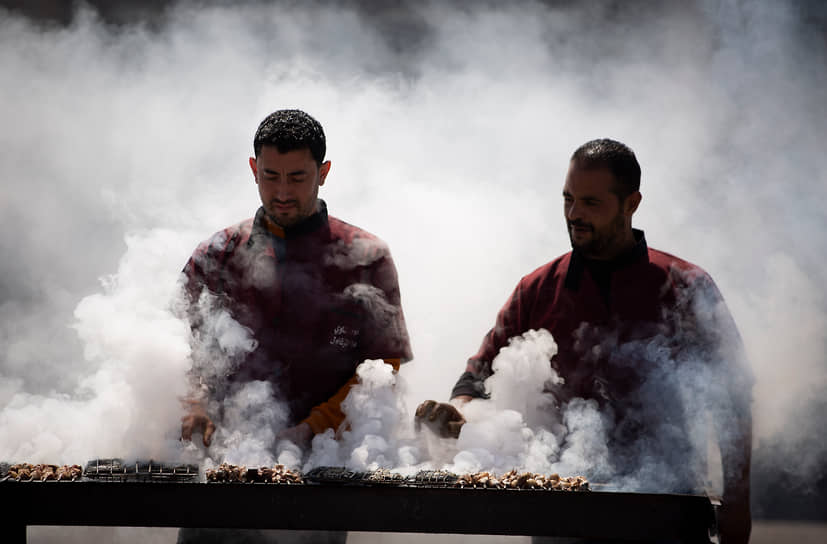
412, 470, 459, 487
302, 467, 587, 490
3, 461, 588, 489
83, 459, 199, 483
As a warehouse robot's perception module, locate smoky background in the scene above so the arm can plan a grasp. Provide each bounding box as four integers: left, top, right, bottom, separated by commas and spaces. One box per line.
1, 0, 826, 540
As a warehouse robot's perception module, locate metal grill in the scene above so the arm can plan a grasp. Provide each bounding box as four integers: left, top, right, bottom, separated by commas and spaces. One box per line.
82, 458, 199, 483
304, 466, 412, 486
1, 460, 720, 543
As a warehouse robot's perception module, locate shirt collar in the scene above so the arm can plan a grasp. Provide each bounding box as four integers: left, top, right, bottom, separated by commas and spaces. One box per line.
252, 200, 329, 240
249, 200, 329, 249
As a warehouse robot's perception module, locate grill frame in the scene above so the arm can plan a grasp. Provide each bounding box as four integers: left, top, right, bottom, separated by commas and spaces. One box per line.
2, 479, 718, 543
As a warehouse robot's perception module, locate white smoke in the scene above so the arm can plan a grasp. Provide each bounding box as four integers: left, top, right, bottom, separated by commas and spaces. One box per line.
186, 289, 259, 388
440, 330, 612, 482
484, 328, 562, 427
305, 359, 417, 472
200, 379, 291, 469
0, 2, 825, 541
0, 229, 196, 463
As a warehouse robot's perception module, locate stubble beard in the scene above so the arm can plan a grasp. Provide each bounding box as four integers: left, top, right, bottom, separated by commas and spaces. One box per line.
263, 182, 320, 228
265, 203, 301, 228
569, 212, 627, 260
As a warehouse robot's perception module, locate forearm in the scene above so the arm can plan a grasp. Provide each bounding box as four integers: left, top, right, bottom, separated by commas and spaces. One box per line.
450, 360, 493, 400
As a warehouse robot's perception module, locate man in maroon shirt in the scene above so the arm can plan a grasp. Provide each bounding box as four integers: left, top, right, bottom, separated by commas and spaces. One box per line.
181, 109, 411, 449
416, 139, 752, 544
177, 110, 411, 543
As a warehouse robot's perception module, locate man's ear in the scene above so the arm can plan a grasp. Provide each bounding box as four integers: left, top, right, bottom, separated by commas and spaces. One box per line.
625, 190, 642, 216
249, 156, 258, 182
318, 160, 332, 186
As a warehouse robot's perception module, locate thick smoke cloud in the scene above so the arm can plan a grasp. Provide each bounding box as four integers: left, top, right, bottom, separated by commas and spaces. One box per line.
1, 0, 826, 540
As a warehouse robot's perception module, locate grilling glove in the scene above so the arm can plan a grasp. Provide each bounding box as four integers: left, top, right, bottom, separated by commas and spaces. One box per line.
415, 400, 466, 439
181, 400, 216, 447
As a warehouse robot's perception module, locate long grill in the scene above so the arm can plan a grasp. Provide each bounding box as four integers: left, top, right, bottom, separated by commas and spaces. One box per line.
1, 460, 719, 543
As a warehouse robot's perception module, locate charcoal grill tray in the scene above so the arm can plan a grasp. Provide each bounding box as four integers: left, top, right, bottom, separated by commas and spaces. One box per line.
1, 479, 718, 543
82, 458, 199, 483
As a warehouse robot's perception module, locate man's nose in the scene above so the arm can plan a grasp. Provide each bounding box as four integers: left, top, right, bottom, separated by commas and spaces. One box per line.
274, 179, 290, 200
566, 201, 581, 221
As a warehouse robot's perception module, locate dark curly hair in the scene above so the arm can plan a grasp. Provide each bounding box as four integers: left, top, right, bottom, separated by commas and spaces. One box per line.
571, 139, 641, 201
253, 109, 326, 165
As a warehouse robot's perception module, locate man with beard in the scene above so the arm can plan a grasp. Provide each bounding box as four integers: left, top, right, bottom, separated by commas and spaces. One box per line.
179, 109, 412, 543
416, 139, 752, 544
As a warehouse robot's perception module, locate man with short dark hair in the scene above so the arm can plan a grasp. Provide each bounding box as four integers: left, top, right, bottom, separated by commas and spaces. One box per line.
416, 139, 752, 544
179, 109, 412, 543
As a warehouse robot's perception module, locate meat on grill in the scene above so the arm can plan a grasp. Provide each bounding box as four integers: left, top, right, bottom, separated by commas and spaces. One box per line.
2, 460, 588, 491
303, 466, 589, 490
455, 469, 589, 491
205, 463, 304, 484
4, 463, 83, 481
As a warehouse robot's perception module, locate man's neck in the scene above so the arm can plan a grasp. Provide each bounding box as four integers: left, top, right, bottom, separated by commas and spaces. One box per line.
598, 237, 637, 262
260, 199, 326, 238
580, 229, 641, 263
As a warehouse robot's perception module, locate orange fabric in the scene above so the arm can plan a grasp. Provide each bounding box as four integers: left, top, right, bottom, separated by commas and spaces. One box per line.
301, 358, 402, 434
262, 213, 286, 238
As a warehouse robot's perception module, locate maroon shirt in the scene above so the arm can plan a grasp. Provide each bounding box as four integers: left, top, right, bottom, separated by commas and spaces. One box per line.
183, 202, 412, 426
452, 230, 752, 489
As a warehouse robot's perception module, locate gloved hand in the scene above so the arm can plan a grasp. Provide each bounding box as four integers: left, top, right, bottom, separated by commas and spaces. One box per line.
414, 399, 466, 439
180, 399, 216, 447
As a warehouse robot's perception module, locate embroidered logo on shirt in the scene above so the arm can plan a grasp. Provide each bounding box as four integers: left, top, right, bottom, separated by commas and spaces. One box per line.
329, 325, 359, 350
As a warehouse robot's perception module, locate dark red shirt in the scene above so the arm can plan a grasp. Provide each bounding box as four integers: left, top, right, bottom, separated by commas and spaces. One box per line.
183, 202, 412, 426
452, 230, 752, 490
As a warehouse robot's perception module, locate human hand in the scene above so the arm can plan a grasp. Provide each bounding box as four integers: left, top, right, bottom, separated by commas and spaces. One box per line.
277, 422, 314, 449
180, 400, 216, 447
718, 494, 751, 544
414, 399, 466, 439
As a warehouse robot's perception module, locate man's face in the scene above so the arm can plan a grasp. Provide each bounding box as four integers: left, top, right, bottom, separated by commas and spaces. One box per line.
249, 146, 331, 228
563, 163, 640, 260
